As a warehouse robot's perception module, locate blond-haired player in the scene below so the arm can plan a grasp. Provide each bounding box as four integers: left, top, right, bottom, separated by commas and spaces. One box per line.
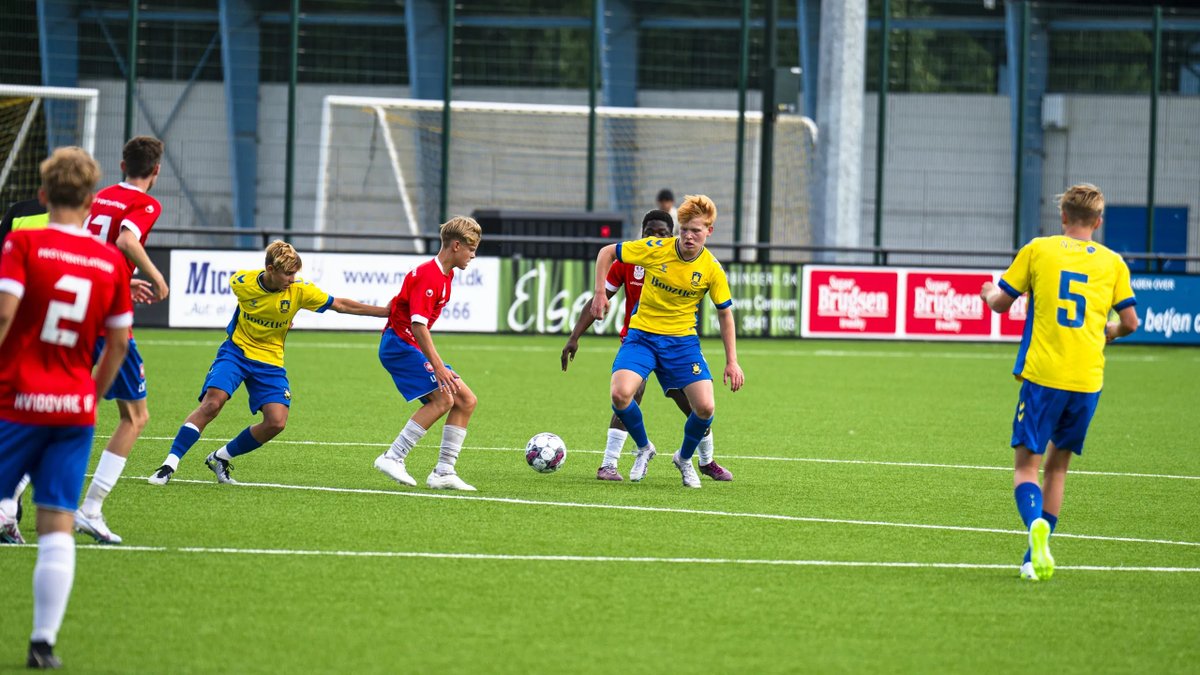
0, 147, 132, 668
148, 241, 388, 484
374, 217, 483, 490
590, 195, 744, 488
981, 183, 1139, 581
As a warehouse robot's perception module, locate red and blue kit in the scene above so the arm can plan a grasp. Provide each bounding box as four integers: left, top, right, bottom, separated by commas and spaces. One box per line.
380, 258, 457, 402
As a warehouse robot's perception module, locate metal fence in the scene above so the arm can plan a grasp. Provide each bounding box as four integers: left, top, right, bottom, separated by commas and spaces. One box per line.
1, 0, 1198, 269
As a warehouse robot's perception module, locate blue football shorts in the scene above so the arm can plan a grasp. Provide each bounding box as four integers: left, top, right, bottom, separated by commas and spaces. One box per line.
378, 329, 456, 402
1010, 379, 1101, 455
93, 336, 147, 401
200, 341, 292, 414
0, 420, 94, 512
612, 328, 712, 394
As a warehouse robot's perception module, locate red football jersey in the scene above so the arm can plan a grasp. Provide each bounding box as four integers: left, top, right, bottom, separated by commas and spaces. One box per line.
0, 225, 133, 426
386, 258, 453, 349
86, 182, 161, 275
605, 260, 647, 338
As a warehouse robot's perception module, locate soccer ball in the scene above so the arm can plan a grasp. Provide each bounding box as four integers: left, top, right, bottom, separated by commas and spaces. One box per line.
525, 432, 567, 473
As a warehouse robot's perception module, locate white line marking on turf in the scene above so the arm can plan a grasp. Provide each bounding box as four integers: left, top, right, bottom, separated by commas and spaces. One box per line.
121, 435, 1200, 482
133, 339, 1164, 362
3, 544, 1197, 573
157, 477, 1200, 548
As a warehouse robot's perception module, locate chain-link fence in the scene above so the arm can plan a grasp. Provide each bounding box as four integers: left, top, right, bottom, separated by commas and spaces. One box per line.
1, 0, 1197, 268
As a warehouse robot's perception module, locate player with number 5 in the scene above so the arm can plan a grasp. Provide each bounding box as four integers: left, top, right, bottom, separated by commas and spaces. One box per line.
980, 183, 1139, 582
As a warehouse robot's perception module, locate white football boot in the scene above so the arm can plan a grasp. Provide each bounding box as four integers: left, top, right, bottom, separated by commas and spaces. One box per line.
628, 443, 657, 482
75, 510, 123, 544
374, 453, 417, 487
672, 451, 702, 489
426, 472, 477, 491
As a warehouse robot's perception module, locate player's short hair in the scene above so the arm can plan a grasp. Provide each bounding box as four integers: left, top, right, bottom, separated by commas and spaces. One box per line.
676, 194, 717, 229
656, 188, 674, 204
40, 146, 100, 210
1057, 184, 1104, 225
123, 136, 164, 179
440, 216, 482, 248
265, 240, 302, 273
641, 209, 674, 234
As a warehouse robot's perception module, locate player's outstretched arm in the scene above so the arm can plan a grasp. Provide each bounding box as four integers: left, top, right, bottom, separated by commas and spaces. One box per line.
1106, 306, 1140, 343
115, 229, 169, 302
591, 244, 618, 320
562, 288, 617, 371
94, 326, 131, 398
329, 297, 389, 317
980, 281, 1017, 313
716, 306, 744, 392
411, 322, 457, 394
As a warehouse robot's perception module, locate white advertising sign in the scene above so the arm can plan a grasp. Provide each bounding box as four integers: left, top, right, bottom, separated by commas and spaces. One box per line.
169, 250, 499, 332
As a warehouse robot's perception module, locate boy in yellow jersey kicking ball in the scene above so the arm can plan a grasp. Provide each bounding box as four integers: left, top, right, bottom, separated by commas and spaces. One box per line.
590, 194, 744, 488
981, 184, 1139, 581
148, 241, 389, 484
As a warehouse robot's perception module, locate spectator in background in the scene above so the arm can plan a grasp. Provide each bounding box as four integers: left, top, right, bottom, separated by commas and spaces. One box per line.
656, 188, 677, 224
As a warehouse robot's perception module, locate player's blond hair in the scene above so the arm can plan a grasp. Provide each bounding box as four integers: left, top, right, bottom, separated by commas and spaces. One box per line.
440, 216, 482, 247
1058, 183, 1105, 225
265, 240, 302, 273
40, 146, 100, 209
677, 194, 717, 228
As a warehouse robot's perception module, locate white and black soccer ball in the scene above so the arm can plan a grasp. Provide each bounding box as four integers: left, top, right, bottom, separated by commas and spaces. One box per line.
525, 432, 567, 473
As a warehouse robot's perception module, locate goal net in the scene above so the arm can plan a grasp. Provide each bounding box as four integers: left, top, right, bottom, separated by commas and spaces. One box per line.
316, 96, 817, 258
0, 85, 99, 209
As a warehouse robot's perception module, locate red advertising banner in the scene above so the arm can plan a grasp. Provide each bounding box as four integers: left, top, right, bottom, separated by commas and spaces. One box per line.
801, 265, 1027, 342
802, 267, 900, 337
999, 293, 1029, 338
904, 270, 993, 338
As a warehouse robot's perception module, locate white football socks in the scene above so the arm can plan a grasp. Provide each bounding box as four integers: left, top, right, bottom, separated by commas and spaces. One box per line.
162, 453, 180, 471
697, 432, 714, 466
81, 450, 126, 515
436, 425, 467, 476
31, 532, 75, 645
603, 429, 628, 468
389, 419, 428, 462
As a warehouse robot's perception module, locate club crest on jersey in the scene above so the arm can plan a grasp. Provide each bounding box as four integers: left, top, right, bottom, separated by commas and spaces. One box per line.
692, 363, 701, 375
633, 266, 645, 280
279, 299, 291, 314
284, 389, 292, 401
691, 272, 703, 287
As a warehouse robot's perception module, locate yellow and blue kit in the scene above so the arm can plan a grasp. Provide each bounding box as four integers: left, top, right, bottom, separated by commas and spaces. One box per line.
998, 235, 1136, 454
198, 270, 333, 413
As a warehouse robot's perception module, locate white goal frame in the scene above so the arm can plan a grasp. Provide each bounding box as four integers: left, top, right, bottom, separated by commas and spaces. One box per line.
0, 84, 99, 192
316, 95, 818, 253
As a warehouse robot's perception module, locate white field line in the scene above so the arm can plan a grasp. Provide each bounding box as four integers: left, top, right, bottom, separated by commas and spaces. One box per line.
119, 435, 1200, 482
2, 543, 1197, 573
132, 339, 1169, 363
149, 477, 1200, 549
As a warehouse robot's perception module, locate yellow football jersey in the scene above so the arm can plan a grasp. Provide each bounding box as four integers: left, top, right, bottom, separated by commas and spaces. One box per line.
999, 235, 1136, 393
226, 269, 333, 366
615, 237, 732, 336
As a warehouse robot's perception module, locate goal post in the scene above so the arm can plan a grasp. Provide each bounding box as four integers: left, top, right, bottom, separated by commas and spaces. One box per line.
316, 95, 817, 258
0, 84, 99, 203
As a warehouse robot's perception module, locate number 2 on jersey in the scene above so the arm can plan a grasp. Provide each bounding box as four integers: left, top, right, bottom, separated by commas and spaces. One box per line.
41, 275, 94, 347
1057, 271, 1088, 328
